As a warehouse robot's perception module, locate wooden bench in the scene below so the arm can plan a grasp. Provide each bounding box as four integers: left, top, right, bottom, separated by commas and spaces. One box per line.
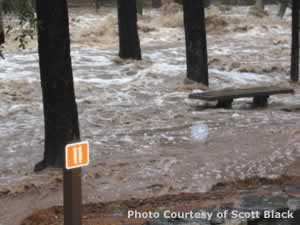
188, 86, 295, 109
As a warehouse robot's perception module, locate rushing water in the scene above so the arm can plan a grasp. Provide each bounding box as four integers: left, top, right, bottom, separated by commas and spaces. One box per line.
0, 5, 299, 196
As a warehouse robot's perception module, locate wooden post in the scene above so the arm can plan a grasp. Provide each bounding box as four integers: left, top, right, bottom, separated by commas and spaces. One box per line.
291, 0, 299, 82
63, 168, 82, 225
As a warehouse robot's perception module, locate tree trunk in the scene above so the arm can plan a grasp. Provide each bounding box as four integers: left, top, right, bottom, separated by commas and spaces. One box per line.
204, 0, 211, 8
183, 0, 209, 85
117, 0, 141, 60
0, 0, 4, 46
255, 0, 264, 11
291, 0, 299, 82
95, 0, 101, 12
152, 0, 162, 8
277, 1, 288, 18
34, 0, 80, 171
31, 0, 36, 12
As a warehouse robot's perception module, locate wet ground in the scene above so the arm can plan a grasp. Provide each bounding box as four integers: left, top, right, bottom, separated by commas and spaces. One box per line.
19, 176, 300, 225
0, 4, 300, 225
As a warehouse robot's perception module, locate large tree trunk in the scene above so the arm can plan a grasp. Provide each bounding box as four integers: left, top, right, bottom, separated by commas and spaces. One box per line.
291, 0, 299, 82
152, 0, 162, 8
183, 0, 209, 85
117, 0, 141, 60
34, 0, 80, 171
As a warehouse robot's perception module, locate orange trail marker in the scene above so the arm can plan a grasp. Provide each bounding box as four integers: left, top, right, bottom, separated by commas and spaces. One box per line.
65, 141, 89, 170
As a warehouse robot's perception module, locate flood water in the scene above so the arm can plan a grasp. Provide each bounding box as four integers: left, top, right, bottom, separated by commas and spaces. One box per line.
0, 5, 299, 199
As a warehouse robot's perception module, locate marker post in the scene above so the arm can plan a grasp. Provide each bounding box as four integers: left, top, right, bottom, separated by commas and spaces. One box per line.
63, 168, 82, 225
64, 141, 89, 225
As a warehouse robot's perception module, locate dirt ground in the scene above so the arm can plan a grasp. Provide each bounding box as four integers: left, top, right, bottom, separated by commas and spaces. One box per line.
0, 4, 300, 225
19, 176, 300, 225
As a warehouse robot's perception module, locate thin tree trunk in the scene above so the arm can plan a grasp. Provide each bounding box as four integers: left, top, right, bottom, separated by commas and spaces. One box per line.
277, 1, 288, 18
291, 0, 299, 82
255, 0, 264, 11
0, 0, 4, 46
95, 0, 101, 12
152, 0, 162, 8
183, 0, 209, 85
34, 0, 80, 171
117, 0, 141, 60
31, 0, 36, 12
204, 0, 211, 8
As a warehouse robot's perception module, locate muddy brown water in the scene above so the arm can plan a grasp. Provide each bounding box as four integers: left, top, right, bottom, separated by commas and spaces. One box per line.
0, 5, 300, 225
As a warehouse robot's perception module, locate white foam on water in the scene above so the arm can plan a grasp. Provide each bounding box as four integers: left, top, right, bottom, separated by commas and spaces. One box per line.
74, 69, 145, 87
151, 63, 185, 75
191, 123, 209, 142
210, 68, 279, 87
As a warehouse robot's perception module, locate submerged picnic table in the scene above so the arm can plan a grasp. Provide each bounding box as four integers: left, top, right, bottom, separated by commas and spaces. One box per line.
189, 86, 295, 108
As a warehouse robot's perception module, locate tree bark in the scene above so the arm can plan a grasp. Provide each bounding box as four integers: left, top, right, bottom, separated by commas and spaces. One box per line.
255, 0, 264, 11
31, 0, 36, 12
183, 0, 209, 85
291, 0, 299, 82
34, 0, 80, 171
95, 0, 101, 12
152, 0, 162, 8
0, 0, 4, 46
117, 0, 141, 60
277, 1, 288, 18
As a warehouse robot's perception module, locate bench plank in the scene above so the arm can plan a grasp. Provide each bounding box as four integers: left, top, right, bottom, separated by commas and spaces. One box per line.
189, 86, 294, 101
